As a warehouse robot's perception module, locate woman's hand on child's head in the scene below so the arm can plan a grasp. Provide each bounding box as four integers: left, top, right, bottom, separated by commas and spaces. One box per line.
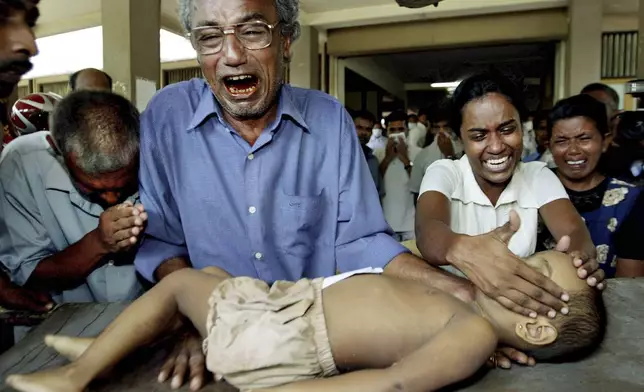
451, 210, 569, 319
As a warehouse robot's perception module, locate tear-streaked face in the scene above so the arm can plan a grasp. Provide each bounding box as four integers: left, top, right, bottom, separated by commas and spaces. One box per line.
193, 0, 290, 120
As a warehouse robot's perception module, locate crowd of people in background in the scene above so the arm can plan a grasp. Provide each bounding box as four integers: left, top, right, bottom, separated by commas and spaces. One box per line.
0, 0, 639, 390
351, 79, 644, 281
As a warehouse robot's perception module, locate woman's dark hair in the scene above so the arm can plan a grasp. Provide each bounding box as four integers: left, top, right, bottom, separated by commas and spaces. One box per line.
547, 94, 609, 139
450, 72, 527, 137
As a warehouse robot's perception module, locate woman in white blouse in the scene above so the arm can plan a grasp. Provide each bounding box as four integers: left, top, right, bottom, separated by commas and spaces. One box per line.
416, 73, 605, 331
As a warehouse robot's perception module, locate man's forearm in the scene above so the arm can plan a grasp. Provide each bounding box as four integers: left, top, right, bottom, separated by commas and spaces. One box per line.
25, 229, 108, 291
154, 256, 191, 281
379, 156, 394, 176
383, 253, 473, 302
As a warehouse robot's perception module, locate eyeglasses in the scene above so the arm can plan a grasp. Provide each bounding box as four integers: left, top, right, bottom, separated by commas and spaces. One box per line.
189, 21, 278, 55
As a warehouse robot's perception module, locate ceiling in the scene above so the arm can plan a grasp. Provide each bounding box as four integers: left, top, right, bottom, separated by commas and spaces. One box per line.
368, 42, 555, 83
301, 0, 393, 13
33, 0, 634, 40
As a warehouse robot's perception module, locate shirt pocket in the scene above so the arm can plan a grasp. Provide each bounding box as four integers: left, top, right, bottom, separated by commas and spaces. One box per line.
275, 190, 324, 259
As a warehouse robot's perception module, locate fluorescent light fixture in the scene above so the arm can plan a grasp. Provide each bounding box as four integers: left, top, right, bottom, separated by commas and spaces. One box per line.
431, 81, 462, 88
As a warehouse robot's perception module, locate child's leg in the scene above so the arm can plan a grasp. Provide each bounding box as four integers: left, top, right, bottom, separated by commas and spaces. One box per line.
6, 269, 229, 392
44, 266, 230, 362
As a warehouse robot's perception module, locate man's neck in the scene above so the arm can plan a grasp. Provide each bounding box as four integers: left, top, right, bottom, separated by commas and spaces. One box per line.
222, 104, 279, 147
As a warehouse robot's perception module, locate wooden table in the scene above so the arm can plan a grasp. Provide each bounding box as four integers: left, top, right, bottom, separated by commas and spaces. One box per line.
0, 279, 643, 392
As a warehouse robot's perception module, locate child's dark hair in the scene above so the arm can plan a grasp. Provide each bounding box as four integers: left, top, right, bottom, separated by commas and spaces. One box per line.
528, 289, 606, 363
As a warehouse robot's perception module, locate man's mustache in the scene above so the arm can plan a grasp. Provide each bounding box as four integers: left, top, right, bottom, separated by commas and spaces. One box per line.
0, 59, 33, 76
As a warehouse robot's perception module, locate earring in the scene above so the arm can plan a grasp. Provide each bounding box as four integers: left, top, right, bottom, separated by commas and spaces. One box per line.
518, 325, 523, 330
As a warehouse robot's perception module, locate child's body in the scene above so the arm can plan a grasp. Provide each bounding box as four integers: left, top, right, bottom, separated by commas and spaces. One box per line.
6, 251, 604, 392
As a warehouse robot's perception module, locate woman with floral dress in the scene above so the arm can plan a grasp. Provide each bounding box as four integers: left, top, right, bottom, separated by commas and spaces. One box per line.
539, 94, 644, 278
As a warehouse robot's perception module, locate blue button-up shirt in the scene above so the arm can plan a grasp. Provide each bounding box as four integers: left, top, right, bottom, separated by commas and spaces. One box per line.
134, 79, 407, 283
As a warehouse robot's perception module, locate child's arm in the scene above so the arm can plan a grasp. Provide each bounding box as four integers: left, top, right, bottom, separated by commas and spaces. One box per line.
261, 313, 497, 392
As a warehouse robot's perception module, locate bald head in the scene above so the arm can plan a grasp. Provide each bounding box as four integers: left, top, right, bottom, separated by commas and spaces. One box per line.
70, 68, 112, 92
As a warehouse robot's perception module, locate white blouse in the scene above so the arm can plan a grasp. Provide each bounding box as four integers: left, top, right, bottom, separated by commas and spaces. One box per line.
419, 156, 568, 257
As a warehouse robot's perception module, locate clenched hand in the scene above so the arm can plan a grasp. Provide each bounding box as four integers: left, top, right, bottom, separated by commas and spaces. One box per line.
97, 201, 147, 254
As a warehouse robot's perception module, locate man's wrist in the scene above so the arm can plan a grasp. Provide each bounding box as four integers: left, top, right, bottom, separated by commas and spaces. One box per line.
154, 257, 191, 281
86, 229, 110, 257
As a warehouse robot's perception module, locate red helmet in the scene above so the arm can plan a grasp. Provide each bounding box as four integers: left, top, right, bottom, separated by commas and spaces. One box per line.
10, 92, 62, 136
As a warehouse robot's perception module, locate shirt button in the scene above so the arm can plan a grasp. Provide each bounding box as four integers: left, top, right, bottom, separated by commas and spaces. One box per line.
248, 153, 255, 160
254, 252, 263, 260
107, 260, 115, 266
248, 206, 257, 214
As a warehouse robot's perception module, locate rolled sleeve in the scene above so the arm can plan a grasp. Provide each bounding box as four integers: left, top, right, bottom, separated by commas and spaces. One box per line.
134, 107, 188, 282
0, 155, 55, 286
335, 110, 409, 272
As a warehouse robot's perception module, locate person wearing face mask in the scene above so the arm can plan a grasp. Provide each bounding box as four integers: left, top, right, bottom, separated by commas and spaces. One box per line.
367, 122, 387, 151
0, 91, 146, 306
409, 110, 464, 203
353, 110, 383, 198
415, 72, 606, 368
538, 95, 644, 278
407, 113, 427, 148
374, 110, 417, 241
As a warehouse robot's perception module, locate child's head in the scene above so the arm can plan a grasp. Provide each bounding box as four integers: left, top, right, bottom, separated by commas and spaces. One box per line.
478, 251, 606, 362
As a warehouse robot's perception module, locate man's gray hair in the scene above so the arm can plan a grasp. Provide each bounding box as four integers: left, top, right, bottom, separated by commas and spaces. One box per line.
178, 0, 301, 42
50, 90, 140, 176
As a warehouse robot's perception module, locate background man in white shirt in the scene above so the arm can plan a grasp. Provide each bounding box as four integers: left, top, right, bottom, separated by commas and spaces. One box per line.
410, 110, 464, 201
375, 111, 417, 241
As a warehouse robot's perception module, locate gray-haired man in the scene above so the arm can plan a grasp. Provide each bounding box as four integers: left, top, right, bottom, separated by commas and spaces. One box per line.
0, 91, 146, 306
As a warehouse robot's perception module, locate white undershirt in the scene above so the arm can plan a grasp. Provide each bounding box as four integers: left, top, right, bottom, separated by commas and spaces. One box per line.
322, 267, 384, 289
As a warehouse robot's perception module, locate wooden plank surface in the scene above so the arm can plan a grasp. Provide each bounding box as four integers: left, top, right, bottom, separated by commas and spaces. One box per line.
0, 279, 643, 391
0, 303, 235, 392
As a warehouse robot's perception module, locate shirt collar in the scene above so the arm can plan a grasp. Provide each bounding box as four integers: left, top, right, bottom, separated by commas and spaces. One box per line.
187, 83, 310, 133
454, 156, 539, 208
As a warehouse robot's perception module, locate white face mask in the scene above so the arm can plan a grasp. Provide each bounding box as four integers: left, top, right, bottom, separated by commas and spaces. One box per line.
372, 128, 383, 138
390, 132, 407, 144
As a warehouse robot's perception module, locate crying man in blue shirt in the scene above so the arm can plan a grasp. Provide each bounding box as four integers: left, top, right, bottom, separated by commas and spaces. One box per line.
134, 0, 471, 388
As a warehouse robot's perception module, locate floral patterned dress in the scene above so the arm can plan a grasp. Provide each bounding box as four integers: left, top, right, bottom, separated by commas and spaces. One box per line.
538, 177, 644, 278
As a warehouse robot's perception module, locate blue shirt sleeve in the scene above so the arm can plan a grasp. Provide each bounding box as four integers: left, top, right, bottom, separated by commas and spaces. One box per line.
134, 105, 189, 282
335, 110, 409, 272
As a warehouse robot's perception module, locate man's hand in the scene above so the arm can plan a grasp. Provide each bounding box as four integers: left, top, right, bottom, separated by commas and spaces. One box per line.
488, 347, 536, 369
158, 332, 210, 391
0, 282, 53, 312
450, 210, 569, 318
97, 201, 147, 254
396, 138, 410, 165
385, 138, 396, 159
437, 131, 455, 158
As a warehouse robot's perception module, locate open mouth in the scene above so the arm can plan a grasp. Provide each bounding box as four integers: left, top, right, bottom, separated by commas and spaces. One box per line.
223, 74, 259, 96
483, 155, 512, 173
566, 159, 587, 169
